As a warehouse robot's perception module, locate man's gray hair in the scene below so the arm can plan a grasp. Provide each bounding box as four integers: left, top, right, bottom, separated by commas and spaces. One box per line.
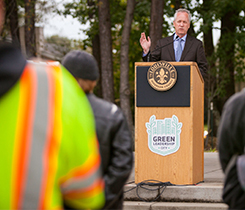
174, 8, 191, 23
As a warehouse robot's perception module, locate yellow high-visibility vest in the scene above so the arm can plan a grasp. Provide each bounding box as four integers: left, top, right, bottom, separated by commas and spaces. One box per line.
0, 61, 105, 209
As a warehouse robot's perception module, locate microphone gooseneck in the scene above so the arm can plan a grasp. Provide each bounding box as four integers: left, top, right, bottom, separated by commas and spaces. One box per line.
146, 35, 179, 62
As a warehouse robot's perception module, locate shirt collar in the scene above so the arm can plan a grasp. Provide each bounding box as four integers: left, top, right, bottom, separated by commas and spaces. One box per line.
174, 33, 187, 42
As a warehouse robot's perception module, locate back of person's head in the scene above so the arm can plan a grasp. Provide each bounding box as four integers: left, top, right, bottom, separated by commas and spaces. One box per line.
62, 50, 99, 81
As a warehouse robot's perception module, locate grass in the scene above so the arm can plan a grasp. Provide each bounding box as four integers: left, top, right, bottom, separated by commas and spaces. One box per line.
205, 147, 217, 152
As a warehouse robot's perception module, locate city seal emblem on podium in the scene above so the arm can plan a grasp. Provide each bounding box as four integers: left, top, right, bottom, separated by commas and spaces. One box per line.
146, 115, 182, 156
147, 61, 177, 91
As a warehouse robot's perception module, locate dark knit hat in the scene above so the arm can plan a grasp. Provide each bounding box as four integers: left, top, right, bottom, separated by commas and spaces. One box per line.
62, 50, 99, 81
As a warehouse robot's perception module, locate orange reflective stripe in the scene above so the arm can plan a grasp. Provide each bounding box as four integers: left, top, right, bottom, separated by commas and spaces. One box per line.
40, 63, 63, 209
64, 178, 104, 199
11, 65, 37, 209
60, 152, 100, 185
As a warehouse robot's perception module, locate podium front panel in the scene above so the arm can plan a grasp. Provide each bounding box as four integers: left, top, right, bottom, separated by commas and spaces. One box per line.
136, 65, 190, 107
135, 62, 204, 185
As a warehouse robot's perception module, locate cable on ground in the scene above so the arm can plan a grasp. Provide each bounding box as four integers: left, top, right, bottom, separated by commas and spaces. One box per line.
124, 179, 204, 202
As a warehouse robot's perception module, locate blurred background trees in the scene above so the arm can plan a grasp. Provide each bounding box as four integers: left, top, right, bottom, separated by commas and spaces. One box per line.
1, 0, 245, 145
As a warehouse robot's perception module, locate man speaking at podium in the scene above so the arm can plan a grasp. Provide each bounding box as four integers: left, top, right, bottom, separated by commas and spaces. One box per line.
140, 8, 208, 79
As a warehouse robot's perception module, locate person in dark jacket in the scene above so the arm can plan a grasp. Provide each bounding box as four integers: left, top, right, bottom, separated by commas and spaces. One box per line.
62, 50, 133, 210
218, 89, 245, 209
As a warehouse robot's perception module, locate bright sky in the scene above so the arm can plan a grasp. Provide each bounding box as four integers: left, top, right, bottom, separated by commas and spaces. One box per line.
39, 0, 87, 40
43, 14, 87, 40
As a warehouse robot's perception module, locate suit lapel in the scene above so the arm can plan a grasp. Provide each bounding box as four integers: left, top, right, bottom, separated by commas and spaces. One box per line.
166, 35, 175, 60
181, 35, 193, 61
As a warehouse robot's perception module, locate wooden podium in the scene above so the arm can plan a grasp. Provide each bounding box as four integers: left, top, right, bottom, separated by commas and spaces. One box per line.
135, 61, 204, 185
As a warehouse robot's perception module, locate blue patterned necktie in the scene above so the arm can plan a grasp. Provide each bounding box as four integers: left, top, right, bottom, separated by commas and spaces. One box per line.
175, 38, 183, 62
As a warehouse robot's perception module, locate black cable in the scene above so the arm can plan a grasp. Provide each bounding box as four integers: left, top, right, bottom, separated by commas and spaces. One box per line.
124, 185, 137, 193
136, 180, 171, 202
124, 179, 204, 202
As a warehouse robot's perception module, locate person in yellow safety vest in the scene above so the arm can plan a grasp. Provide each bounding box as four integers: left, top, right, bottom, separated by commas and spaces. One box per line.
0, 2, 105, 208
0, 45, 105, 210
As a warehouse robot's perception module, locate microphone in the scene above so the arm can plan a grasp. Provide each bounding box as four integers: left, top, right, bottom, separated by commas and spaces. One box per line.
147, 35, 179, 62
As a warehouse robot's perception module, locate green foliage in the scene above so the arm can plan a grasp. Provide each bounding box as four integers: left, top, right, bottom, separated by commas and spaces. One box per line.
55, 0, 245, 124
235, 32, 245, 83
5, 0, 244, 138
213, 0, 244, 19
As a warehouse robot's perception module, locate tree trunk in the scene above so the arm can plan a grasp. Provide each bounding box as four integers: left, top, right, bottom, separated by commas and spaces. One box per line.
87, 0, 102, 98
25, 0, 36, 58
149, 0, 164, 51
174, 0, 181, 10
92, 34, 102, 98
216, 8, 239, 115
120, 0, 136, 137
220, 13, 236, 99
4, 0, 20, 46
202, 0, 217, 142
98, 0, 114, 102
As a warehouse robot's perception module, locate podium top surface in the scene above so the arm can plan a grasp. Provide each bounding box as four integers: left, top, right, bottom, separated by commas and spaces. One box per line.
135, 61, 203, 83
135, 61, 197, 66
